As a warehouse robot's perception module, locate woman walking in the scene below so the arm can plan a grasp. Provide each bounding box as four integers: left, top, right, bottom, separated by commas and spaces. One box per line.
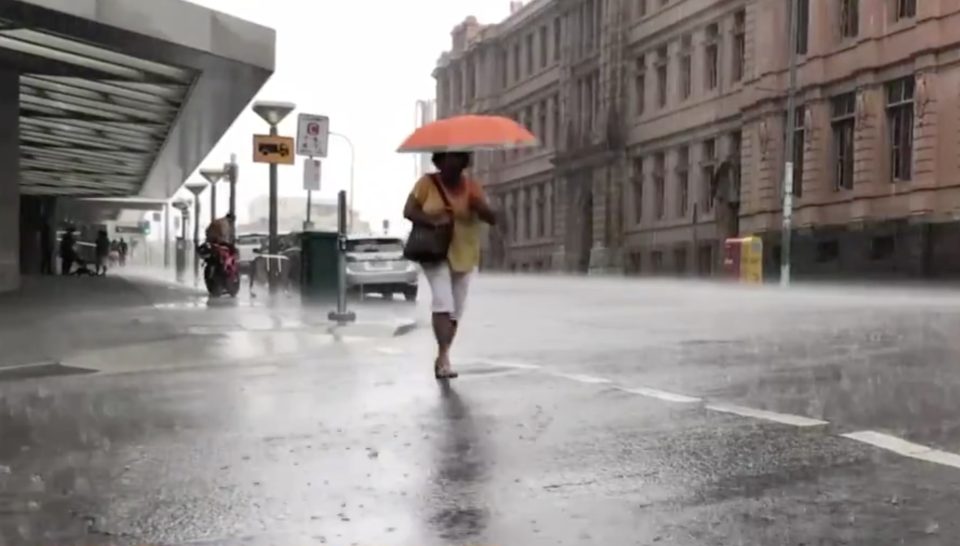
403, 152, 501, 379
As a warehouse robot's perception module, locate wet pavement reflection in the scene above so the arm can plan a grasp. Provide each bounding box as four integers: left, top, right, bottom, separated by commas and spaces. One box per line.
6, 274, 960, 543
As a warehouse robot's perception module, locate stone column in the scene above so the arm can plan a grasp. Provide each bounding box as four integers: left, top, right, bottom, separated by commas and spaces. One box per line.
0, 68, 19, 291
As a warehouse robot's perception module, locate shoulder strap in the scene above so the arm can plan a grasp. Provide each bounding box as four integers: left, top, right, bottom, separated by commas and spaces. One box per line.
429, 174, 454, 210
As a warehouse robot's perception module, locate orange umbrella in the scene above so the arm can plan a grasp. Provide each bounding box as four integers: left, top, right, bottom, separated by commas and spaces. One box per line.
397, 114, 538, 153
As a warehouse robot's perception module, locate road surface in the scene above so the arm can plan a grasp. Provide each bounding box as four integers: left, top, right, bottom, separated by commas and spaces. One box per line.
2, 274, 960, 545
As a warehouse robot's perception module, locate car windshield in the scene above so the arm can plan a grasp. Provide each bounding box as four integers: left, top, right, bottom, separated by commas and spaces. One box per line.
345, 238, 404, 253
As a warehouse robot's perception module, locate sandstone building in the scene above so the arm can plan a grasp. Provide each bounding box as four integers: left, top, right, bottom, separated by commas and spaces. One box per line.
434, 0, 960, 280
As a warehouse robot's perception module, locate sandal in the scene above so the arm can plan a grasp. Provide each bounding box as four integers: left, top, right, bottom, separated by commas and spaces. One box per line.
434, 357, 459, 380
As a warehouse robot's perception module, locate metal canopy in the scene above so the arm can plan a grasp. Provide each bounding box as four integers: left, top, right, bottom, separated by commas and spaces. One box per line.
7, 24, 195, 198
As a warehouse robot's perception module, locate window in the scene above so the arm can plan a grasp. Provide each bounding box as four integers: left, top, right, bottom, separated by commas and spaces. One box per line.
539, 26, 548, 69
512, 42, 521, 82
831, 92, 856, 190
553, 18, 562, 61
634, 56, 646, 116
729, 130, 742, 162
705, 24, 719, 90
346, 238, 406, 253
697, 244, 714, 275
795, 0, 810, 55
499, 50, 508, 89
816, 240, 839, 262
784, 105, 806, 197
679, 35, 692, 100
636, 0, 647, 18
656, 46, 668, 108
537, 102, 548, 145
552, 95, 561, 145
896, 0, 916, 20
701, 138, 716, 212
732, 10, 746, 82
535, 186, 545, 238
870, 235, 895, 260
651, 250, 663, 273
525, 34, 535, 76
887, 76, 915, 182
676, 146, 689, 217
674, 247, 688, 274
839, 0, 859, 39
631, 156, 644, 223
654, 153, 666, 219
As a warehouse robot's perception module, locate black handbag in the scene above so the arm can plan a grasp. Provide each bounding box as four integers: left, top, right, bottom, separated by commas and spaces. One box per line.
403, 175, 454, 264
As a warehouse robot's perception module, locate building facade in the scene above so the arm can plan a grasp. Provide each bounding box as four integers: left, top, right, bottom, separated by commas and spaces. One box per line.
436, 0, 960, 280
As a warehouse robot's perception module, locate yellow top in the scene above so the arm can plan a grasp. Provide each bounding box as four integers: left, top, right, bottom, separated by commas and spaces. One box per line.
410, 174, 485, 273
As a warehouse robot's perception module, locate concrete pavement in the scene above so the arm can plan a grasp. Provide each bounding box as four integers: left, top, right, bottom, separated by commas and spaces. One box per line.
3, 275, 960, 544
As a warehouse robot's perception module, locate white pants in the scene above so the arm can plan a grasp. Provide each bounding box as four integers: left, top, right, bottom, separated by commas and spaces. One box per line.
422, 264, 472, 320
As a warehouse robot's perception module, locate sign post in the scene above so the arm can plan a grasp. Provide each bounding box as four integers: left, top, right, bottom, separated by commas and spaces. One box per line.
302, 159, 322, 230
296, 113, 330, 232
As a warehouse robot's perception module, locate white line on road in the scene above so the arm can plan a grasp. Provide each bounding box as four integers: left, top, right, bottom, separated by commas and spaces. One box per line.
705, 403, 829, 427
550, 372, 612, 384
617, 386, 701, 403
842, 430, 960, 469
472, 358, 543, 370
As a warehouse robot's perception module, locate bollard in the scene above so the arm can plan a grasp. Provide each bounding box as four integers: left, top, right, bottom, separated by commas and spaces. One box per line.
327, 190, 356, 324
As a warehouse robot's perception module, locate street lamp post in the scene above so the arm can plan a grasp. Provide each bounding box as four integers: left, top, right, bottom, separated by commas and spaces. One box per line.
330, 131, 355, 232
185, 181, 208, 283
199, 168, 223, 220
781, 0, 800, 287
251, 100, 296, 295
172, 199, 190, 282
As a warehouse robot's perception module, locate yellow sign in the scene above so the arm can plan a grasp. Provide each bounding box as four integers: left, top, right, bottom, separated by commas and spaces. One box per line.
252, 134, 295, 165
739, 236, 763, 284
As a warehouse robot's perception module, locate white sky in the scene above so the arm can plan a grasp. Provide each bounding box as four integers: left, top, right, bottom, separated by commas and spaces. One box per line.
177, 0, 511, 229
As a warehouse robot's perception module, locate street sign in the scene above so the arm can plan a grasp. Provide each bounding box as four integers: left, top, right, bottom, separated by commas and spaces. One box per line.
296, 113, 329, 158
252, 134, 295, 165
303, 158, 322, 191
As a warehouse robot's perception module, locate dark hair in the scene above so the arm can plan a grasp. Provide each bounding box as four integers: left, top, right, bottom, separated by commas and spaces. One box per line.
431, 152, 472, 170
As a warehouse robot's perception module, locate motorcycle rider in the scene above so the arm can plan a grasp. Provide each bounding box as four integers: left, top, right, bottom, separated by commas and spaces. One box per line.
203, 212, 237, 280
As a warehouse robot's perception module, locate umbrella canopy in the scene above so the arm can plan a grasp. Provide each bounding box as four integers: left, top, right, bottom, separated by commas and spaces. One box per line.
397, 114, 538, 153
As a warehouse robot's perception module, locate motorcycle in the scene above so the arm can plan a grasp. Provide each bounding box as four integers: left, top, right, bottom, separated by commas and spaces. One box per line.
198, 242, 240, 297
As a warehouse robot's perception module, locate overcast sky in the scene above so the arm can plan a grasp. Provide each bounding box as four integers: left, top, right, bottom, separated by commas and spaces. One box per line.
178, 0, 511, 229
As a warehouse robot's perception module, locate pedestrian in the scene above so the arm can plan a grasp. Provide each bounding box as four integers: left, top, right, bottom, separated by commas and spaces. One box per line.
402, 152, 503, 379
118, 238, 128, 266
94, 229, 110, 275
59, 226, 77, 275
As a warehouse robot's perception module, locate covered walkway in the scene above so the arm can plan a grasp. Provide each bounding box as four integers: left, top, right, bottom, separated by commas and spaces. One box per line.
0, 0, 276, 292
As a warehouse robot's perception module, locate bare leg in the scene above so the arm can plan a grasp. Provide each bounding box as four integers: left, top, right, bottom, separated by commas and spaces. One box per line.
432, 312, 458, 379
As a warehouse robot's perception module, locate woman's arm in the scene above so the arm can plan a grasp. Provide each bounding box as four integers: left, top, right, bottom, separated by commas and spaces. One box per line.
468, 185, 498, 225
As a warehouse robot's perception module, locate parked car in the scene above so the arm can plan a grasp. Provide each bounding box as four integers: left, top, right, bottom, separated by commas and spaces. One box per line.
345, 234, 418, 301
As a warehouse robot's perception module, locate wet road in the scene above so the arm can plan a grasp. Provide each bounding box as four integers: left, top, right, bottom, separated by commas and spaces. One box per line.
4, 274, 960, 544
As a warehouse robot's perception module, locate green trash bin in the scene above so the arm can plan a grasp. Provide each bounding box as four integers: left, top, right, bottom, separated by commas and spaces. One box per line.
300, 230, 341, 303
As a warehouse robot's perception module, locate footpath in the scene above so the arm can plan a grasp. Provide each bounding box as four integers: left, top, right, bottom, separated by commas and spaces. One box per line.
0, 273, 204, 371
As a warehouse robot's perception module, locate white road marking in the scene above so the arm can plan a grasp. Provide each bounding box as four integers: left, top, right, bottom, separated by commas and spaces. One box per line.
472, 358, 542, 370
551, 372, 612, 384
842, 430, 960, 469
618, 386, 701, 403
705, 403, 829, 427
375, 347, 405, 355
